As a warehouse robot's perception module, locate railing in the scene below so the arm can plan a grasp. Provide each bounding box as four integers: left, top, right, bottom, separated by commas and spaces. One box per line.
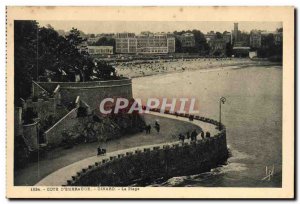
37, 78, 132, 88
64, 108, 227, 186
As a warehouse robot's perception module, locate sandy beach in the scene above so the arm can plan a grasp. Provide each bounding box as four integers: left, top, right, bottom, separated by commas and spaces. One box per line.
115, 58, 281, 78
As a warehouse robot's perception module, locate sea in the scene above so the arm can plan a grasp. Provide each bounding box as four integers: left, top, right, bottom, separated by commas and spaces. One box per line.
132, 65, 282, 187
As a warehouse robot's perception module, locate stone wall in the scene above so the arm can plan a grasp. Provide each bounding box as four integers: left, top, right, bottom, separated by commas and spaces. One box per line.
43, 101, 144, 148
32, 81, 48, 98
23, 98, 57, 123
44, 107, 79, 147
67, 132, 227, 186
22, 122, 39, 150
64, 112, 228, 186
37, 79, 133, 110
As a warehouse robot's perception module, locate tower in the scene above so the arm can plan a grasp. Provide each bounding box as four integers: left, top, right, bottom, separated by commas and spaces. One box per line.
233, 22, 239, 41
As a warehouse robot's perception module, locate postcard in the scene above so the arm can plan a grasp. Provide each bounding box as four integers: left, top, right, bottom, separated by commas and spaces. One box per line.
6, 6, 294, 199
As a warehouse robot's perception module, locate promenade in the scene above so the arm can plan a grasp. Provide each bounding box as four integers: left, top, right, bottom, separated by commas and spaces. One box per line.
15, 112, 205, 186
36, 111, 219, 186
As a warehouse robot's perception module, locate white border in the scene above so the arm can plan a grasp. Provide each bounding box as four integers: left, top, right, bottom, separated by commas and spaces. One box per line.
1, 1, 298, 203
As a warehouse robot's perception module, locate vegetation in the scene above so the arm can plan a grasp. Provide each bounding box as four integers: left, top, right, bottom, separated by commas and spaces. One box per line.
173, 29, 209, 54
257, 33, 282, 60
92, 37, 116, 53
14, 21, 117, 104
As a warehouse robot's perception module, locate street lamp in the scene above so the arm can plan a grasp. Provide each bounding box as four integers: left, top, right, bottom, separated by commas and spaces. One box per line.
219, 97, 226, 130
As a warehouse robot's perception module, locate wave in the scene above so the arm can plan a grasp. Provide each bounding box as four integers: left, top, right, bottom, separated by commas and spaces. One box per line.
150, 147, 251, 187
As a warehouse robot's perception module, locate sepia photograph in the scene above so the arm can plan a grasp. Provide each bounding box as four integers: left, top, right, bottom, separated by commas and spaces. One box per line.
6, 6, 294, 199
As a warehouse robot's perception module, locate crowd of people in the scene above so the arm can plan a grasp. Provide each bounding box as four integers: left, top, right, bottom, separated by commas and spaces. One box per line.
114, 57, 252, 78
143, 120, 211, 144
178, 130, 211, 143
96, 118, 213, 156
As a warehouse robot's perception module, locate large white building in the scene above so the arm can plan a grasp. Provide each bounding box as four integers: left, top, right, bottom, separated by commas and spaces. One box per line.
115, 32, 175, 54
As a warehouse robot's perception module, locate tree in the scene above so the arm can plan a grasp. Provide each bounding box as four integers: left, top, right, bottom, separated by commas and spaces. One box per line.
93, 37, 116, 53
65, 28, 85, 47
14, 20, 39, 105
95, 61, 116, 79
216, 32, 223, 39
37, 26, 66, 75
175, 38, 182, 52
225, 43, 233, 57
191, 29, 209, 54
173, 29, 209, 54
15, 21, 99, 103
257, 33, 282, 60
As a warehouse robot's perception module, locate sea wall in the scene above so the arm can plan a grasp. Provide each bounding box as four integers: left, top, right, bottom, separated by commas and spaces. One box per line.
37, 79, 133, 110
65, 112, 228, 186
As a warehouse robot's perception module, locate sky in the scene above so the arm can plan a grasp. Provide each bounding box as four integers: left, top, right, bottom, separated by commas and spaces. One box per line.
38, 21, 282, 35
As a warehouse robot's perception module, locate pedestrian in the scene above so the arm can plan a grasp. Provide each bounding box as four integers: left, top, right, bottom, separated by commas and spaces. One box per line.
201, 131, 205, 139
206, 131, 211, 138
145, 124, 151, 134
154, 120, 160, 133
97, 146, 102, 156
191, 129, 198, 141
186, 131, 190, 140
179, 133, 185, 143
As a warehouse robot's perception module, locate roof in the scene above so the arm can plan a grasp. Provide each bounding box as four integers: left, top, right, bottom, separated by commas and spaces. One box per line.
182, 33, 194, 37
87, 46, 113, 49
233, 47, 251, 50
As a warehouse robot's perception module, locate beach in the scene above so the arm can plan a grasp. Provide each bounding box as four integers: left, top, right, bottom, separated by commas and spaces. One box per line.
114, 58, 281, 78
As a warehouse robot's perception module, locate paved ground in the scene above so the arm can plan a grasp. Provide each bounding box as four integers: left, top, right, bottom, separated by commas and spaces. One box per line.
15, 113, 206, 186
36, 112, 219, 186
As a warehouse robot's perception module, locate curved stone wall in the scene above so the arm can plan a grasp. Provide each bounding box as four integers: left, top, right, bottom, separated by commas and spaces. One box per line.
37, 79, 133, 110
64, 111, 228, 186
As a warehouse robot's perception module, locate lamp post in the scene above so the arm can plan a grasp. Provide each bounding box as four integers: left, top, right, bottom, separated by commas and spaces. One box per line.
219, 97, 226, 130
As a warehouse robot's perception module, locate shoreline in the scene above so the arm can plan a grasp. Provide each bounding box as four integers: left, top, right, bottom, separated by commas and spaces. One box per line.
115, 58, 282, 79
131, 61, 282, 80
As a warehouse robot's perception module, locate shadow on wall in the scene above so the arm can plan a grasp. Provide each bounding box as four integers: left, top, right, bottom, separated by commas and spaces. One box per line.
65, 110, 228, 187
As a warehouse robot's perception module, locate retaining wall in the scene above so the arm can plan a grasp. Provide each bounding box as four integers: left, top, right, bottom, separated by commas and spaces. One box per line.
65, 111, 228, 186
44, 107, 79, 147
22, 121, 39, 150
23, 98, 57, 123
37, 79, 133, 110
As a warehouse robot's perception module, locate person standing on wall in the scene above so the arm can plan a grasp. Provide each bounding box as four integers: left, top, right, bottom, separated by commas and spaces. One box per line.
154, 119, 160, 133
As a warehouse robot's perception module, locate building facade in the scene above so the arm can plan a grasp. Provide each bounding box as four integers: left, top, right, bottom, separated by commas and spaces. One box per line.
115, 33, 137, 54
177, 33, 195, 47
223, 32, 232, 44
204, 31, 216, 43
261, 31, 283, 48
232, 46, 251, 57
233, 22, 239, 41
208, 39, 227, 56
274, 32, 283, 45
115, 32, 175, 54
87, 46, 114, 55
87, 37, 101, 45
250, 30, 262, 48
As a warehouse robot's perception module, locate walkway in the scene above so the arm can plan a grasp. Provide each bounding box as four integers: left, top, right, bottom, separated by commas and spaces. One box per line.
15, 112, 202, 186
36, 112, 219, 186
